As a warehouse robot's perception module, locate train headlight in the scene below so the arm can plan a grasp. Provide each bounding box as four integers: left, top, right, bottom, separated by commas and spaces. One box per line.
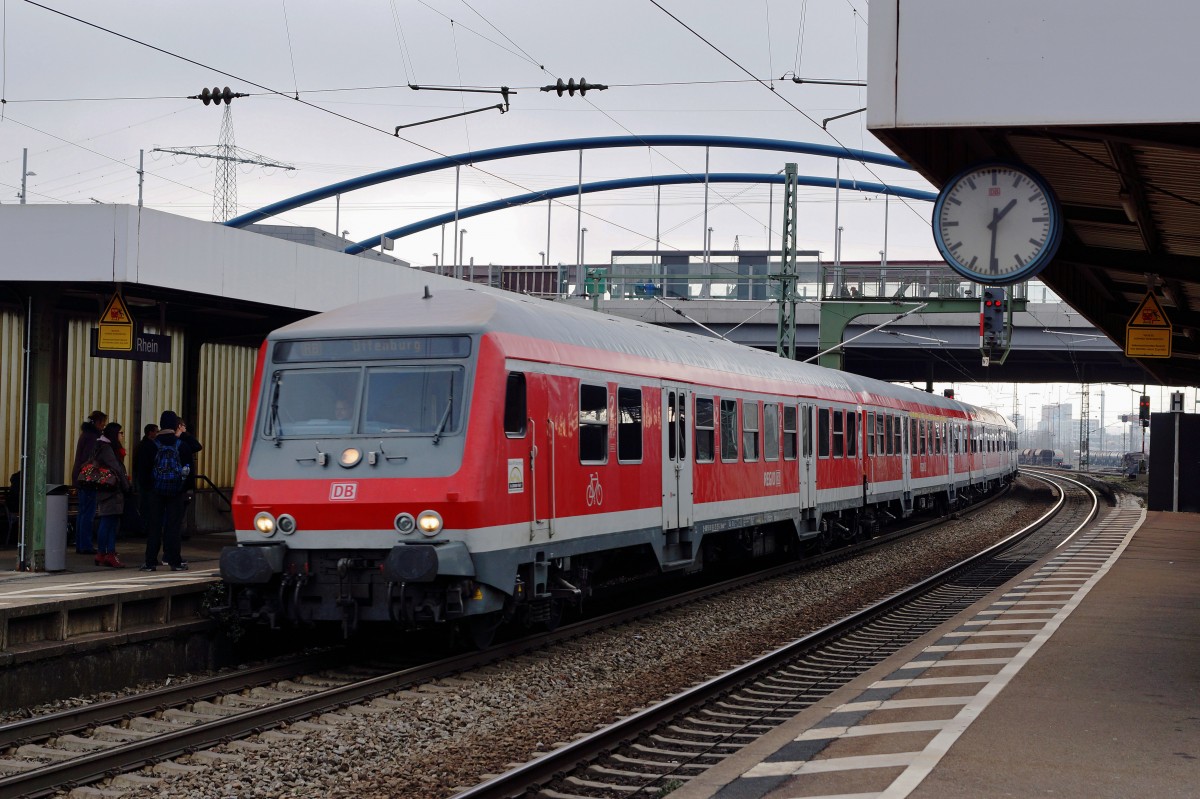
253, 512, 276, 537
416, 510, 443, 536
394, 512, 416, 535
339, 447, 362, 468
277, 514, 297, 535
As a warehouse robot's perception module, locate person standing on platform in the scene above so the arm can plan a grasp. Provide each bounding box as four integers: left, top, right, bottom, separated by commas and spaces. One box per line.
132, 423, 159, 527
92, 423, 131, 567
140, 411, 202, 572
71, 410, 107, 554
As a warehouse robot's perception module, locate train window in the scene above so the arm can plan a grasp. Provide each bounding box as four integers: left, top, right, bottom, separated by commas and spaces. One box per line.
818, 408, 830, 458
695, 397, 715, 463
763, 403, 780, 461
266, 368, 362, 437
363, 366, 464, 436
832, 410, 844, 458
504, 372, 527, 437
617, 388, 643, 462
802, 405, 813, 458
674, 392, 687, 460
876, 413, 885, 455
866, 413, 875, 456
894, 415, 902, 455
910, 419, 918, 456
579, 383, 608, 463
782, 406, 797, 460
742, 402, 760, 462
847, 411, 857, 457
885, 414, 893, 455
720, 399, 739, 462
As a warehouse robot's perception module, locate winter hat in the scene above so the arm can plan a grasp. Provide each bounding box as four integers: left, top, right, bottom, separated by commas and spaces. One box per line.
159, 410, 180, 430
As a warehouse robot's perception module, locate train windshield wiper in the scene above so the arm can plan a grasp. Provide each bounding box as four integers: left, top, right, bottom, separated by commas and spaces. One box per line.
431, 395, 453, 445
269, 372, 283, 447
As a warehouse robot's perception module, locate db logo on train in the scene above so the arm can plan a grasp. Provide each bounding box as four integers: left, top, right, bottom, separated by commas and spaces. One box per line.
330, 482, 358, 501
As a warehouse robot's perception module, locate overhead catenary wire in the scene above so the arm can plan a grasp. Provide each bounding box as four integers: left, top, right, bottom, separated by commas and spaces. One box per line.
17, 0, 674, 251
646, 0, 931, 228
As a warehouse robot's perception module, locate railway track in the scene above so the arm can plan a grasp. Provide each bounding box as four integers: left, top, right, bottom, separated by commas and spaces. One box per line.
448, 471, 1097, 799
0, 484, 1025, 798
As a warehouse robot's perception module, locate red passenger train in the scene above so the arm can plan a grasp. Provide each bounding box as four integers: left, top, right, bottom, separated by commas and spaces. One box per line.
219, 286, 1017, 637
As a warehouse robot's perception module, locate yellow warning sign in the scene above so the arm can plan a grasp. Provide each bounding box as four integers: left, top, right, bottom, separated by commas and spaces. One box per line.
1125, 291, 1172, 359
97, 292, 134, 351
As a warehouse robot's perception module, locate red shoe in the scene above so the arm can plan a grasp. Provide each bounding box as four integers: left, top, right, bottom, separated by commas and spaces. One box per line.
105, 553, 126, 568
94, 553, 105, 566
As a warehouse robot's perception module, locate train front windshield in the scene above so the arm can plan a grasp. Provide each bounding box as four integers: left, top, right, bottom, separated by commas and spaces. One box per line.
263, 336, 470, 439
266, 367, 464, 438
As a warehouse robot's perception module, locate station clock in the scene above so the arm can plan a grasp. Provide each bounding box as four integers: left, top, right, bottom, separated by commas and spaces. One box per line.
932, 162, 1063, 286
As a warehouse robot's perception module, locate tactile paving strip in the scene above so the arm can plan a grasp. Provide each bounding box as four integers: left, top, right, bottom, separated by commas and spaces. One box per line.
716, 506, 1146, 799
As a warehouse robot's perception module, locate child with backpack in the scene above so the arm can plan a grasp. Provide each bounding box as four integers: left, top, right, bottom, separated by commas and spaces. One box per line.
140, 410, 203, 572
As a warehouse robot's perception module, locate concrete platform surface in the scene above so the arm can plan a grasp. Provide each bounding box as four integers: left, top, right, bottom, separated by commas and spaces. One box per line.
677, 508, 1199, 799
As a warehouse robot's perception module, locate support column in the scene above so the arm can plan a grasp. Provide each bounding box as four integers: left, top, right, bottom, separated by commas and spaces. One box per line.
21, 287, 61, 571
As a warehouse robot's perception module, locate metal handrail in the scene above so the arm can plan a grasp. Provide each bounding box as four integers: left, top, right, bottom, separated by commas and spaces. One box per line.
192, 473, 232, 512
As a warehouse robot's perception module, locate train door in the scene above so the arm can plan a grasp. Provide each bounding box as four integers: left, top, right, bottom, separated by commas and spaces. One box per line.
947, 421, 956, 479
913, 418, 928, 478
799, 403, 814, 510
661, 385, 693, 531
523, 372, 555, 542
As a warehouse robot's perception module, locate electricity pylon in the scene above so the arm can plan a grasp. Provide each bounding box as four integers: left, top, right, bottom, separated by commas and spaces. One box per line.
154, 101, 295, 222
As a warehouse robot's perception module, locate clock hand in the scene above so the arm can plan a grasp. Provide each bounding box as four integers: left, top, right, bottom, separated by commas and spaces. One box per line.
988, 207, 999, 272
986, 199, 1018, 230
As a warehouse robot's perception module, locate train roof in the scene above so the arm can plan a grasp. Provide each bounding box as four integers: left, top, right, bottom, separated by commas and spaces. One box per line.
273, 286, 1013, 429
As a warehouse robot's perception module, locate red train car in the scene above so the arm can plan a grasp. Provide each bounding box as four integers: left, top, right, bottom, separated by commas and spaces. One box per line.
219, 287, 1017, 637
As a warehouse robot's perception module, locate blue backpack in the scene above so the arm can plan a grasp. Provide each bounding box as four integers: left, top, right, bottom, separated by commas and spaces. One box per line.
152, 438, 186, 495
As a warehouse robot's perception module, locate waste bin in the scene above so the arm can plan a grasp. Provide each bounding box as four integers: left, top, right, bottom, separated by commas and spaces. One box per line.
45, 484, 69, 571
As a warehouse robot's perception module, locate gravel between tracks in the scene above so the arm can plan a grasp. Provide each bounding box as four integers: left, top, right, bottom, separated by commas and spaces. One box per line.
62, 479, 1056, 799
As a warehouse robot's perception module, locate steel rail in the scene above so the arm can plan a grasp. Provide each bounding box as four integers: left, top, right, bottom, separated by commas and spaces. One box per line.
0, 651, 345, 750
448, 476, 1085, 799
0, 484, 1016, 797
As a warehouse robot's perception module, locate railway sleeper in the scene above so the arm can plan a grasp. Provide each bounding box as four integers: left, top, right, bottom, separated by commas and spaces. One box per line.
610, 753, 710, 770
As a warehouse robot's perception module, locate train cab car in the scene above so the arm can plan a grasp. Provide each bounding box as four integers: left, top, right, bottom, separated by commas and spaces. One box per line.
219, 286, 1017, 638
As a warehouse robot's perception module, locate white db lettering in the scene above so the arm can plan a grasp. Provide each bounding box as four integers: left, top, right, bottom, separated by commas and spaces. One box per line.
330, 482, 358, 501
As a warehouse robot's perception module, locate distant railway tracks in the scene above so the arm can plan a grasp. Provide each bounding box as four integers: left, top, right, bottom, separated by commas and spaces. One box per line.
0, 479, 1075, 798
452, 471, 1096, 799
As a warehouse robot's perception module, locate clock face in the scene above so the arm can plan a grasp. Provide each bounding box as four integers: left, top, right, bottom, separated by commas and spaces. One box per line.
932, 163, 1062, 286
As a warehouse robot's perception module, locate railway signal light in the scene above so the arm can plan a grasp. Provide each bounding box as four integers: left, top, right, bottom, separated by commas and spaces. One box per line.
1139, 395, 1150, 427
981, 287, 1006, 342
541, 78, 608, 97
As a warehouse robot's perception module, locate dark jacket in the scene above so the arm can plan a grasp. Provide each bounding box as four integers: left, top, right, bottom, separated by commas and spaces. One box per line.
93, 439, 131, 517
72, 421, 102, 485
133, 436, 157, 492
148, 431, 203, 492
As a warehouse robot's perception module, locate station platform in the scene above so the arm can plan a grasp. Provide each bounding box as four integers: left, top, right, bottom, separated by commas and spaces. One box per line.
0, 532, 228, 666
676, 506, 1200, 799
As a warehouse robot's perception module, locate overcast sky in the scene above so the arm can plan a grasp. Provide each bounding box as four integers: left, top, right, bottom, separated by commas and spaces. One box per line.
0, 0, 933, 265
1, 1, 1190, 429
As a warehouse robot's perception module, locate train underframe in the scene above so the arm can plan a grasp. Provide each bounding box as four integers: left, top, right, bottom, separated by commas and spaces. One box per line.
218, 474, 1012, 641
